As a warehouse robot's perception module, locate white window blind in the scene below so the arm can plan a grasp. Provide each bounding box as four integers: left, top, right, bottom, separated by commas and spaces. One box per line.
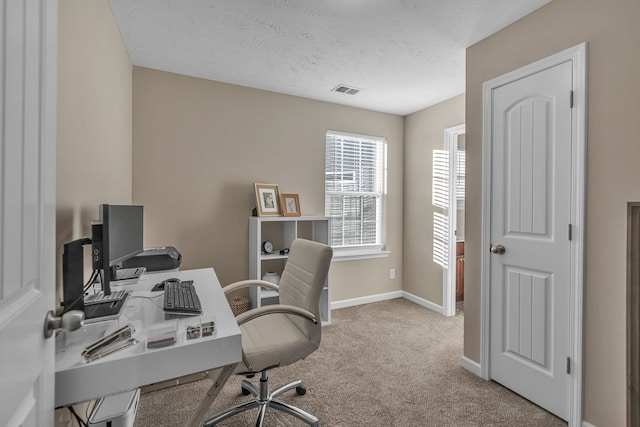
432, 148, 465, 266
433, 211, 449, 267
457, 149, 466, 208
432, 149, 450, 267
325, 130, 385, 249
432, 149, 449, 209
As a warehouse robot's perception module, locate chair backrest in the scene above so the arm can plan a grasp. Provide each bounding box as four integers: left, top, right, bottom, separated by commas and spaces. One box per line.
278, 238, 333, 346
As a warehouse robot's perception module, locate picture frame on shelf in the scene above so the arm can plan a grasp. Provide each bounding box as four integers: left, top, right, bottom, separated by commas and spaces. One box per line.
281, 193, 301, 217
254, 183, 281, 216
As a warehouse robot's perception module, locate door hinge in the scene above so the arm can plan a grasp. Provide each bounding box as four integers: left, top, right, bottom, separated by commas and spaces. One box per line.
568, 224, 572, 241
566, 357, 571, 374
569, 90, 574, 108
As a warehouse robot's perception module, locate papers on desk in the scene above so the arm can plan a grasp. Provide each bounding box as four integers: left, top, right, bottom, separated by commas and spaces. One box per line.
82, 324, 137, 362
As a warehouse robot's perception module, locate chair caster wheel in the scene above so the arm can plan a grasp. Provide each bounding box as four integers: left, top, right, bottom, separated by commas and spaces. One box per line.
295, 385, 306, 395
241, 385, 251, 396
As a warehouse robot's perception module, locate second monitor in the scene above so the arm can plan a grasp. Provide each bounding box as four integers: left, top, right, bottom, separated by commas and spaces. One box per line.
92, 204, 144, 297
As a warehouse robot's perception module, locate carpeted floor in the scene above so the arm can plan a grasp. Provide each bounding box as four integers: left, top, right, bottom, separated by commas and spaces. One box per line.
133, 299, 566, 426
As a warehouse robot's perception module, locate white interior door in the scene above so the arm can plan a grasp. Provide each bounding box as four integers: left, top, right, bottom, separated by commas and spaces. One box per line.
488, 61, 573, 419
0, 0, 57, 425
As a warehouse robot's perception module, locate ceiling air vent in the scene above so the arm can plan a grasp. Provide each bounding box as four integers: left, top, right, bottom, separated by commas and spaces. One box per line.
332, 84, 361, 95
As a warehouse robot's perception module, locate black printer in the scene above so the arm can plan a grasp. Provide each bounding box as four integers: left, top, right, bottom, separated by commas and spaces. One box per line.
122, 246, 182, 272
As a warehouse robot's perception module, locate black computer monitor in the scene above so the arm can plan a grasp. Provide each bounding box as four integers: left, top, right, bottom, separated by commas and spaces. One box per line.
92, 204, 144, 296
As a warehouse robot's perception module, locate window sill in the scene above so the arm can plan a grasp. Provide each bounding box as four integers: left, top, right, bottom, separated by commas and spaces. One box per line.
331, 248, 391, 262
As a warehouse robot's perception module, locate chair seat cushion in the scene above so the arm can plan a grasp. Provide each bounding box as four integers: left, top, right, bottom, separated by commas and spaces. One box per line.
236, 313, 319, 373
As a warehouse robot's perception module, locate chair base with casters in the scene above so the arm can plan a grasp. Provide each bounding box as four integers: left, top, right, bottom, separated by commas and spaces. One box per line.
203, 371, 319, 427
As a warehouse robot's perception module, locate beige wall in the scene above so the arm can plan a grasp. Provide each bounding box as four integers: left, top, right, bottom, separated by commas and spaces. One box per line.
403, 95, 464, 303
55, 1, 132, 424
56, 0, 132, 294
132, 67, 404, 299
465, 0, 640, 425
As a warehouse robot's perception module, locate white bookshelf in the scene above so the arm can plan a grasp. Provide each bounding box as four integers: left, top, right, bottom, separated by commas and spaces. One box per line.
248, 216, 331, 324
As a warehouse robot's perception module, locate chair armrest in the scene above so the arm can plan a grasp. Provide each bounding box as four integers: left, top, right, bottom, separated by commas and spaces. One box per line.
223, 279, 279, 295
235, 304, 317, 326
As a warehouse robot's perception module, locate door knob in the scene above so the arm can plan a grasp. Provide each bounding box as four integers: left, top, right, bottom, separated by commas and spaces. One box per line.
490, 244, 506, 254
43, 310, 84, 338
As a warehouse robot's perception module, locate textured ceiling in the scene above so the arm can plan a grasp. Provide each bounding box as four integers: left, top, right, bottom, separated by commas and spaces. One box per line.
109, 0, 550, 116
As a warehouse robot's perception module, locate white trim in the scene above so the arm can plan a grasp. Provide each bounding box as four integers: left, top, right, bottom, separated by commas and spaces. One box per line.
331, 249, 391, 262
481, 42, 587, 427
330, 291, 444, 314
460, 356, 482, 377
568, 43, 588, 427
326, 129, 385, 143
402, 291, 443, 314
331, 291, 402, 310
581, 422, 596, 427
442, 123, 465, 317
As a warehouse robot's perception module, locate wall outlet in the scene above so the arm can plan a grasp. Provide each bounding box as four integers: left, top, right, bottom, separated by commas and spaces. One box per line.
389, 268, 396, 279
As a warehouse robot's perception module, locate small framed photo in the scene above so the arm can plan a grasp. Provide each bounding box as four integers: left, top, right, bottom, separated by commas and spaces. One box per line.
254, 183, 281, 216
281, 193, 301, 217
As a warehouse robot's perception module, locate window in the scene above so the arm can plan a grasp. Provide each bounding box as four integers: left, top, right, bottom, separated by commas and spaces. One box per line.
325, 130, 386, 257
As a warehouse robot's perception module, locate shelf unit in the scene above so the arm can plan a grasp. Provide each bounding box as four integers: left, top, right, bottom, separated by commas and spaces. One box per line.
249, 216, 331, 324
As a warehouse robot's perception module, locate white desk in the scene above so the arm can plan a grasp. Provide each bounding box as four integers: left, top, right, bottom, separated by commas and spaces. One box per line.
55, 268, 242, 426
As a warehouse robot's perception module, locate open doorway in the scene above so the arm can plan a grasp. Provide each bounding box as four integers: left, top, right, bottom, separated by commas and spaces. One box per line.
442, 123, 465, 317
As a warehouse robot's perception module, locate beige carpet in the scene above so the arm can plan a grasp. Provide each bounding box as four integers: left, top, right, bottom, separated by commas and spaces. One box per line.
133, 299, 566, 426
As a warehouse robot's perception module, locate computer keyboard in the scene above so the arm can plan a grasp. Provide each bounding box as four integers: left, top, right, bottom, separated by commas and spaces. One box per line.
163, 280, 202, 315
84, 289, 129, 306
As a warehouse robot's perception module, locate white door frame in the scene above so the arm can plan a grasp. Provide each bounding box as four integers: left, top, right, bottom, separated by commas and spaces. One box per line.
480, 42, 587, 425
442, 123, 465, 317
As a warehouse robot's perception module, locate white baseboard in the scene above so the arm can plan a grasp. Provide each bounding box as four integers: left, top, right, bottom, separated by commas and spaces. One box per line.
582, 422, 596, 427
332, 290, 444, 314
331, 291, 403, 310
460, 356, 482, 376
402, 291, 443, 314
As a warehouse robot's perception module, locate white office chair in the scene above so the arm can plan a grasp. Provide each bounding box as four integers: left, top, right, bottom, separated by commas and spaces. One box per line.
204, 238, 332, 427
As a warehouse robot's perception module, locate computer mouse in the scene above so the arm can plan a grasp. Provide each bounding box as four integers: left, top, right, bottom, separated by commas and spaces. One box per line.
152, 278, 180, 292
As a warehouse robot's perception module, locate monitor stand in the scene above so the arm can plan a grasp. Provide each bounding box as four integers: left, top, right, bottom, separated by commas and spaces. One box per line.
62, 238, 91, 313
